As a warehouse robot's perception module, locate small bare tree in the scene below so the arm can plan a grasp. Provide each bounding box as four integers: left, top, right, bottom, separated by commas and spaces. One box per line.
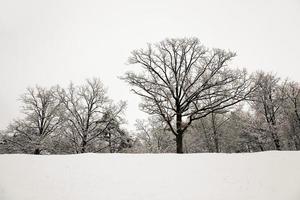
122, 38, 256, 153
57, 78, 126, 153
8, 86, 63, 154
135, 117, 175, 153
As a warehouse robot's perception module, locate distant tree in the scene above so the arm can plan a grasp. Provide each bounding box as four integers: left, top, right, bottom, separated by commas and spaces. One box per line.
191, 93, 235, 153
95, 111, 132, 153
122, 37, 256, 153
250, 72, 286, 150
135, 117, 175, 153
57, 78, 127, 153
282, 81, 300, 149
185, 106, 250, 153
193, 111, 231, 153
285, 82, 300, 127
7, 86, 63, 154
232, 110, 269, 152
123, 137, 145, 153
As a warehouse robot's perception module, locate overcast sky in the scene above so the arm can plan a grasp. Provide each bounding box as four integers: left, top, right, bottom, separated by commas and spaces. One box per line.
0, 0, 299, 131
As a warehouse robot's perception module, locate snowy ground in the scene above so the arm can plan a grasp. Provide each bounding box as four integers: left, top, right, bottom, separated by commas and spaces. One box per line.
0, 152, 299, 200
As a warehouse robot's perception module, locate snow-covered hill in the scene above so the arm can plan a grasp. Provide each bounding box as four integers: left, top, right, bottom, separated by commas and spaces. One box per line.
0, 152, 299, 200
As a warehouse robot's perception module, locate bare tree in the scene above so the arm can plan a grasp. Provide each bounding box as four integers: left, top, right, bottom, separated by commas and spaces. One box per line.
195, 92, 233, 153
135, 117, 175, 153
95, 108, 131, 153
285, 82, 300, 126
250, 72, 286, 150
201, 111, 231, 152
122, 37, 256, 153
282, 81, 300, 149
57, 78, 127, 153
7, 86, 63, 154
186, 106, 247, 153
235, 110, 269, 152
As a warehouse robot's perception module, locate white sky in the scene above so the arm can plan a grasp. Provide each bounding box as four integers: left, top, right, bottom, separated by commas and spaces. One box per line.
0, 0, 299, 131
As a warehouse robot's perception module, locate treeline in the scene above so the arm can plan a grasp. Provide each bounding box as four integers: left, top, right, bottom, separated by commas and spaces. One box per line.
0, 79, 131, 154
1, 37, 300, 154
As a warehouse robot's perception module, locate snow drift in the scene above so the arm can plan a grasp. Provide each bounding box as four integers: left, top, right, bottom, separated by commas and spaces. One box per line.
0, 152, 299, 200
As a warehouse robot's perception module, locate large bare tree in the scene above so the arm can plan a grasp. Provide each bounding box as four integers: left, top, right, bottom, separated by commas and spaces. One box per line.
122, 38, 256, 153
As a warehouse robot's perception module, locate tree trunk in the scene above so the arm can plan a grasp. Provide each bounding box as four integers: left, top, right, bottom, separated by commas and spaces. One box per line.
34, 148, 41, 155
292, 124, 300, 150
108, 132, 113, 153
295, 139, 300, 150
176, 133, 183, 153
214, 136, 219, 153
259, 144, 264, 151
269, 122, 281, 150
270, 132, 281, 150
270, 128, 281, 150
176, 111, 184, 153
211, 113, 219, 153
81, 139, 87, 153
274, 137, 281, 150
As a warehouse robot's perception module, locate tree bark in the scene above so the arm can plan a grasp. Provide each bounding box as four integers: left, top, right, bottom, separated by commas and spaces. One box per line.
273, 136, 281, 150
211, 113, 219, 153
34, 148, 41, 155
81, 137, 87, 153
259, 144, 264, 151
176, 112, 184, 153
294, 136, 300, 150
108, 132, 113, 153
176, 133, 183, 153
270, 125, 281, 150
